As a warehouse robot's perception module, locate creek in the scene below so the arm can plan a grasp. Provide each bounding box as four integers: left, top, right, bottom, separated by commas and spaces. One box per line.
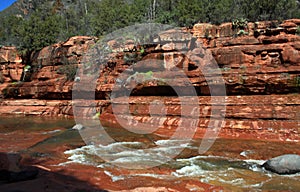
1, 116, 299, 191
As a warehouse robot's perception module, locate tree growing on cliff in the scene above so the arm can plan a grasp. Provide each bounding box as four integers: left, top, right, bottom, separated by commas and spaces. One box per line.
14, 10, 62, 65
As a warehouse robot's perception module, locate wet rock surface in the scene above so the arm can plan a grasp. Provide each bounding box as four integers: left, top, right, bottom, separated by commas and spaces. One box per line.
263, 154, 300, 174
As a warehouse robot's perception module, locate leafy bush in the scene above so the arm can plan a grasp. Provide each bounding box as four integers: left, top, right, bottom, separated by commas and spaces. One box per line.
57, 65, 77, 81
237, 29, 249, 36
232, 18, 248, 30
24, 65, 31, 72
92, 112, 101, 119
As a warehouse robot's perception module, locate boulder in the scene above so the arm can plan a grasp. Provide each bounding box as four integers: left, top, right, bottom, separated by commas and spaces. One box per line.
262, 154, 300, 174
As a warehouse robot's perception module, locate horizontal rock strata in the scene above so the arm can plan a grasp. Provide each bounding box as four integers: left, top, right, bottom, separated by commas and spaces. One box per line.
0, 19, 299, 140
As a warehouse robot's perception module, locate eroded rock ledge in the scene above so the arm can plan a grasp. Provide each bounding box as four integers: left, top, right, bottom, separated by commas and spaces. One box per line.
0, 19, 299, 141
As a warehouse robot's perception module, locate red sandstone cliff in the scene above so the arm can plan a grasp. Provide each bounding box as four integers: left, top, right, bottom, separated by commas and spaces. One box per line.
0, 19, 299, 141
1, 19, 299, 98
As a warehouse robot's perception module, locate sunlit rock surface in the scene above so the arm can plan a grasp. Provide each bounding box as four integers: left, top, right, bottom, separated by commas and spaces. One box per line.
0, 19, 299, 142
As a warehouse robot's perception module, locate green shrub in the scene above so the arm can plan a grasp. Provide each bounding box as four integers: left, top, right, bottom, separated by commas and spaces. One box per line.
232, 18, 248, 30
237, 30, 249, 36
24, 65, 31, 72
92, 112, 101, 119
232, 18, 249, 37
139, 47, 145, 55
57, 65, 77, 81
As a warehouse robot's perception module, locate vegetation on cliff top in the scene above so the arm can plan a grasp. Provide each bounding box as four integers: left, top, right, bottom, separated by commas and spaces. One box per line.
0, 0, 299, 60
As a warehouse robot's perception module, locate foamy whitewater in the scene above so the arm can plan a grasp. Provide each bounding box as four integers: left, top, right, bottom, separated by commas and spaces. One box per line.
60, 139, 300, 190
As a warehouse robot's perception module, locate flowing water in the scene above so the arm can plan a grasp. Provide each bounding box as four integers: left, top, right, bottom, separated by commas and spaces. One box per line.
1, 116, 300, 191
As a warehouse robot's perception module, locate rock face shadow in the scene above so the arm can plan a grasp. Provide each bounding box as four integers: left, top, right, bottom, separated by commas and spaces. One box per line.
0, 152, 108, 192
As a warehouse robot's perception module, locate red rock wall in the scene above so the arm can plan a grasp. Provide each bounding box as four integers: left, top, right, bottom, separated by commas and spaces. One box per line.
0, 19, 299, 141
0, 46, 23, 84
101, 95, 300, 141
0, 20, 299, 99
0, 36, 97, 99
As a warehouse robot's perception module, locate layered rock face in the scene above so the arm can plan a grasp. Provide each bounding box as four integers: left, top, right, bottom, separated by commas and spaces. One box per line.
193, 19, 300, 95
0, 19, 299, 141
0, 36, 97, 99
0, 47, 23, 86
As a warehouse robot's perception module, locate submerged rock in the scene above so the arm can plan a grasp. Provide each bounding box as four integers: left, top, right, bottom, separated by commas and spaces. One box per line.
262, 154, 300, 174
